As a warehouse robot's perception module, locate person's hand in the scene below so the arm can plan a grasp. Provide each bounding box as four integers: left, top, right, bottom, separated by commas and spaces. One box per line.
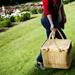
50, 24, 57, 32
51, 28, 57, 32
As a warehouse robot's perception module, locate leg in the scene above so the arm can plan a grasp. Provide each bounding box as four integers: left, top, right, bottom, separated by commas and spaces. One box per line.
36, 52, 45, 70
36, 16, 51, 68
41, 16, 51, 38
37, 16, 51, 62
46, 29, 51, 38
37, 52, 43, 63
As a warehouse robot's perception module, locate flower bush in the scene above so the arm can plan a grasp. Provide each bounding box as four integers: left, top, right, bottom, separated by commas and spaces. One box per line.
38, 8, 43, 14
19, 2, 43, 14
30, 7, 38, 14
15, 16, 21, 22
21, 12, 31, 21
13, 12, 31, 22
10, 16, 15, 22
63, 0, 75, 4
0, 19, 11, 28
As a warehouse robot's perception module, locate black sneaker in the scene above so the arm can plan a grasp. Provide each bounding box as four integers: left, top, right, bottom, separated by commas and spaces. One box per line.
36, 62, 45, 70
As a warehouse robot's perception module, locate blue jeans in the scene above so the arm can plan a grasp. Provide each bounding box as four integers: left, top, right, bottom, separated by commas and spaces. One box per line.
37, 16, 66, 63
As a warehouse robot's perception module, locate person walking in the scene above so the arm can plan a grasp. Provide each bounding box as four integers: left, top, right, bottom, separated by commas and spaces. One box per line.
36, 0, 67, 70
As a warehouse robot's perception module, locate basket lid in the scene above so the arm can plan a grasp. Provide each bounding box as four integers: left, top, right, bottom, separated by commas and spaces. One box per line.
41, 39, 71, 52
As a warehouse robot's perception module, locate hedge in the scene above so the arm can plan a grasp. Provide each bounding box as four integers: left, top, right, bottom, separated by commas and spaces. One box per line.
0, 19, 11, 28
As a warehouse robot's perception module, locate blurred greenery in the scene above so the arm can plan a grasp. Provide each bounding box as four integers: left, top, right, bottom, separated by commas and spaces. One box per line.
0, 0, 41, 6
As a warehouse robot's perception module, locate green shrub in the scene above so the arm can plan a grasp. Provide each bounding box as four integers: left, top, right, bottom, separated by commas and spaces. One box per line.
30, 7, 38, 14
63, 0, 75, 4
21, 12, 31, 21
0, 16, 4, 21
5, 19, 11, 27
15, 16, 21, 22
10, 16, 15, 22
25, 12, 31, 20
21, 13, 27, 21
0, 19, 11, 28
38, 8, 43, 14
63, 0, 70, 4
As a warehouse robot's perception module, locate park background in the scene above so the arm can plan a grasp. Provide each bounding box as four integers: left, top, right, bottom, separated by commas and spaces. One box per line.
0, 0, 75, 75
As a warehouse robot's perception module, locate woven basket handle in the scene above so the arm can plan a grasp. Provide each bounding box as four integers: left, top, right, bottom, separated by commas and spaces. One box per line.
49, 29, 65, 52
49, 29, 64, 39
49, 31, 55, 40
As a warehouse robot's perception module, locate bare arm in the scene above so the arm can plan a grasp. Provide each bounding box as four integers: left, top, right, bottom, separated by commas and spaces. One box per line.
47, 14, 57, 31
47, 14, 54, 28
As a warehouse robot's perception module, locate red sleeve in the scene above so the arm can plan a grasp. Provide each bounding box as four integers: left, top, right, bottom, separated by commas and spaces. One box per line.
42, 0, 52, 16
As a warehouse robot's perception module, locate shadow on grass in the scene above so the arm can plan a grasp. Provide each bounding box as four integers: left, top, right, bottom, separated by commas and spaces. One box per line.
0, 28, 8, 32
28, 45, 75, 75
0, 22, 17, 33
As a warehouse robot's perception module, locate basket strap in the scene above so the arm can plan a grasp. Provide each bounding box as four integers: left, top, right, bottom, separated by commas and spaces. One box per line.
57, 29, 64, 39
49, 31, 55, 40
49, 29, 64, 40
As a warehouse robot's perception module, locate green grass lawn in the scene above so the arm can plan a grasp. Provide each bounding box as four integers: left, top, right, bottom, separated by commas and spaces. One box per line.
0, 2, 75, 75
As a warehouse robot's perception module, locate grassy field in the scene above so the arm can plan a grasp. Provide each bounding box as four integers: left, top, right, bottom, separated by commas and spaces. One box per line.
0, 2, 75, 75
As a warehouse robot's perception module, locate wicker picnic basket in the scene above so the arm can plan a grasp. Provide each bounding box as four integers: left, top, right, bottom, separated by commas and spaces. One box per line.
41, 29, 72, 69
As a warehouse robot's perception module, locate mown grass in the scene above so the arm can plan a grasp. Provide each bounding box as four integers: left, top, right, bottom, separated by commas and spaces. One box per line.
0, 2, 75, 75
